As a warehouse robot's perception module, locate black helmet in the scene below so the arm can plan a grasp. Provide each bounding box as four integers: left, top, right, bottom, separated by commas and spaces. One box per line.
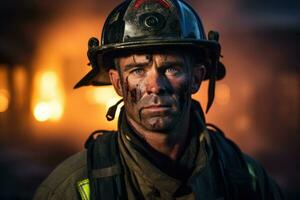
74, 0, 226, 112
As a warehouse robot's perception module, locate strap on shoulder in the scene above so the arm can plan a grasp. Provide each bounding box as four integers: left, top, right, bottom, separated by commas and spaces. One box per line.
85, 130, 126, 200
207, 124, 261, 200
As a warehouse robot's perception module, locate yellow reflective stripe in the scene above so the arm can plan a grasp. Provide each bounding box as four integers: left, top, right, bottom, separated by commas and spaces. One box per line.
247, 163, 257, 191
77, 179, 90, 200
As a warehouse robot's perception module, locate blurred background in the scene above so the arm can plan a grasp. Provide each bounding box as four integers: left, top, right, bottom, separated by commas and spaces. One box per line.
0, 0, 299, 199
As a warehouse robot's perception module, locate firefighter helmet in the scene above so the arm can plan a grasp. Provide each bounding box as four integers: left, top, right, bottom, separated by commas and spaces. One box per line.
74, 0, 226, 112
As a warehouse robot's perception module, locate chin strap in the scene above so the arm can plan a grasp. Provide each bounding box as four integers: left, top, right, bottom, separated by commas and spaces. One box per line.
106, 99, 124, 121
206, 59, 217, 113
206, 30, 221, 113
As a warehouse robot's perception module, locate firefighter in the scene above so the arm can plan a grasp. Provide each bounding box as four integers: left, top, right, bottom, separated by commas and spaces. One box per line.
34, 0, 283, 199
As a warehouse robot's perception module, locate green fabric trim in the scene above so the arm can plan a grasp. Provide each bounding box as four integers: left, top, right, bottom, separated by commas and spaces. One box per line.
247, 163, 257, 191
77, 179, 90, 200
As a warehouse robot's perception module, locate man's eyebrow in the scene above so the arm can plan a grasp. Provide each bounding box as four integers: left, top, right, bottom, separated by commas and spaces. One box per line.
159, 61, 185, 67
124, 62, 149, 71
123, 60, 186, 71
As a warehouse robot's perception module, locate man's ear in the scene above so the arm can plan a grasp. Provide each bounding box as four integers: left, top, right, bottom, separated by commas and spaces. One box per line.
109, 69, 123, 96
191, 65, 206, 94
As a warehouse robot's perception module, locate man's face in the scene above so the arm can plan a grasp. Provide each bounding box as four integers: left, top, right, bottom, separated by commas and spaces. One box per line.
109, 51, 203, 132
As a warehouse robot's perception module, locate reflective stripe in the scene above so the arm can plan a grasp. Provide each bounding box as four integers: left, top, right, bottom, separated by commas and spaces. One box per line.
247, 163, 257, 191
77, 179, 90, 200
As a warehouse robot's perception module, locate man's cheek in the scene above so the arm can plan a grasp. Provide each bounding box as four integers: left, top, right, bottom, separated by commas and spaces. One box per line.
129, 85, 143, 104
122, 76, 129, 101
175, 78, 190, 110
123, 76, 144, 110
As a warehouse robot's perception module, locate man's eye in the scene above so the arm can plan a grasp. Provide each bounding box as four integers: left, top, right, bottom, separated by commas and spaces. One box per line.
131, 68, 145, 76
165, 66, 180, 75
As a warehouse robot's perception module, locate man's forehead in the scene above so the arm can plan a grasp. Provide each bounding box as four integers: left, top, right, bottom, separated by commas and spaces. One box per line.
118, 52, 186, 65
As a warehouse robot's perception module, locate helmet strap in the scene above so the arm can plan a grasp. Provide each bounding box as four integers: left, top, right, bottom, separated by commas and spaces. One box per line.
206, 59, 217, 113
106, 99, 124, 121
206, 31, 221, 113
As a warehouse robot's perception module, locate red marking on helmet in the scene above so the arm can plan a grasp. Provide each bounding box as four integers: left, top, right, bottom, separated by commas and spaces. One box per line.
133, 0, 171, 9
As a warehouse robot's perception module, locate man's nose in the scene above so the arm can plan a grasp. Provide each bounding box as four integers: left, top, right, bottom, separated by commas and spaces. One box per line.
145, 69, 167, 95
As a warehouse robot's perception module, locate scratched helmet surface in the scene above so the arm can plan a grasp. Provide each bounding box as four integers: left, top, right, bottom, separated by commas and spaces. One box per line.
74, 0, 225, 89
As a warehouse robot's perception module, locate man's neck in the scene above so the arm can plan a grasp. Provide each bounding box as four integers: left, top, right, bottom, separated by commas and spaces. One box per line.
126, 112, 191, 161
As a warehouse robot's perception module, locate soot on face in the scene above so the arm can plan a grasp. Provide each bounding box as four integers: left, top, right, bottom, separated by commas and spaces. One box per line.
124, 76, 144, 109
179, 79, 190, 109
119, 53, 194, 132
129, 88, 137, 104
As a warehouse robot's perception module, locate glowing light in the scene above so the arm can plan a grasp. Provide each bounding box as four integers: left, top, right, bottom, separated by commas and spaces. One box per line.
32, 70, 65, 122
40, 71, 59, 99
0, 67, 9, 112
86, 87, 121, 105
87, 87, 122, 108
34, 102, 51, 122
0, 90, 9, 112
215, 83, 231, 106
48, 101, 63, 120
85, 86, 123, 120
33, 101, 63, 122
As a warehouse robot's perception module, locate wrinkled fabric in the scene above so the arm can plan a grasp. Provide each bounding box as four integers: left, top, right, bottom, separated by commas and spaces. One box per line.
117, 105, 212, 199
33, 102, 284, 200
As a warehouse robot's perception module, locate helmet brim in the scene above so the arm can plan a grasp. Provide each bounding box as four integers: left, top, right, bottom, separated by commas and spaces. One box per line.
74, 40, 225, 89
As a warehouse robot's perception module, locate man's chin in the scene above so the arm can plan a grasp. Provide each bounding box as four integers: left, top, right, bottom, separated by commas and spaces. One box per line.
142, 117, 176, 132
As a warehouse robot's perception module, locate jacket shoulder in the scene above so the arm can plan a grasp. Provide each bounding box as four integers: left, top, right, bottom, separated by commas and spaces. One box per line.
207, 127, 284, 199
34, 150, 87, 200
243, 154, 284, 200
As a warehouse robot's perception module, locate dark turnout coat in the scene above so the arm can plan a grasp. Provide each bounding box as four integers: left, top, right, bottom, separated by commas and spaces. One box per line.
34, 108, 284, 200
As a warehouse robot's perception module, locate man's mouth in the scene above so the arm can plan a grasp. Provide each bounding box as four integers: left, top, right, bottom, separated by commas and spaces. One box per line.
142, 105, 172, 113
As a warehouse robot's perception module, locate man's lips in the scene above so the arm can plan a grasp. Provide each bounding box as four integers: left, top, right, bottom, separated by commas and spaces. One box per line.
141, 105, 172, 112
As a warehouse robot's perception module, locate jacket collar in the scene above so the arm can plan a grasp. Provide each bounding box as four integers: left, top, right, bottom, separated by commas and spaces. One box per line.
117, 100, 212, 195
